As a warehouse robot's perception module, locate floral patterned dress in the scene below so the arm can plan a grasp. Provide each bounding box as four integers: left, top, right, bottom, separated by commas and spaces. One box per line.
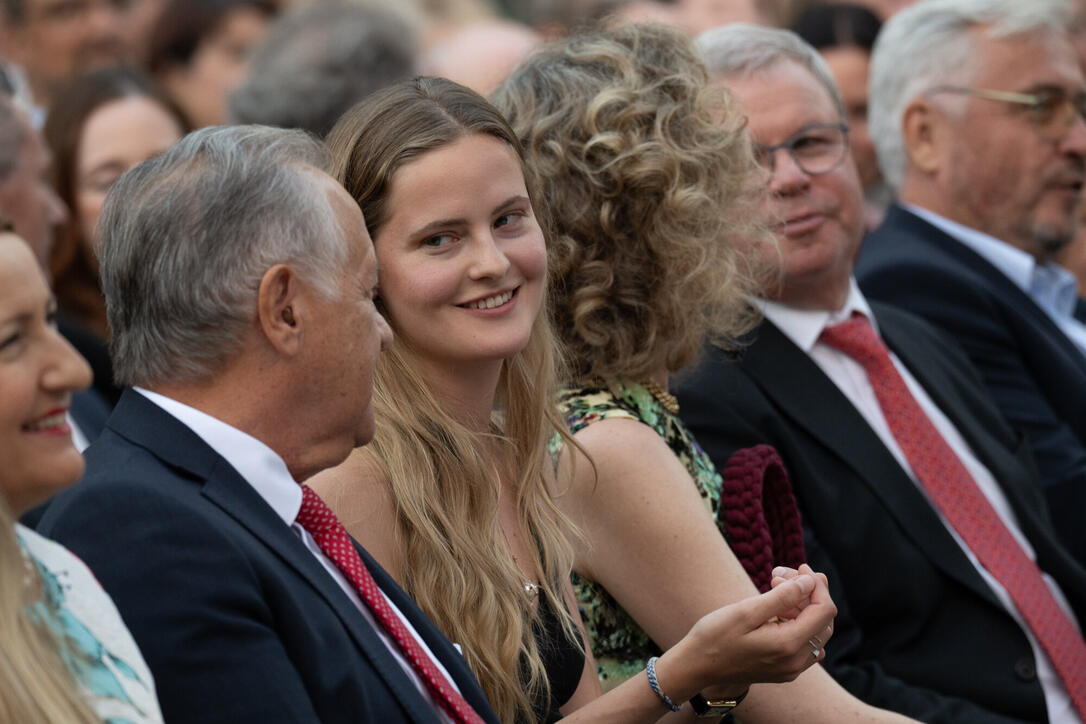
551, 379, 726, 690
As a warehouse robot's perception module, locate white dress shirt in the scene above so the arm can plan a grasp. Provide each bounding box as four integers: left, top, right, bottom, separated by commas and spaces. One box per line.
134, 387, 460, 723
759, 281, 1082, 724
905, 204, 1086, 357
69, 413, 90, 452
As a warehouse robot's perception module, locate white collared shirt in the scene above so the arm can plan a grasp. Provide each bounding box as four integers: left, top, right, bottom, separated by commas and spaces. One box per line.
759, 282, 1081, 724
133, 387, 460, 723
905, 204, 1086, 357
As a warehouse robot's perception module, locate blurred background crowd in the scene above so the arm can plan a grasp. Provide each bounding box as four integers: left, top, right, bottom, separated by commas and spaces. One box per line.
3, 0, 1082, 399
0, 0, 920, 419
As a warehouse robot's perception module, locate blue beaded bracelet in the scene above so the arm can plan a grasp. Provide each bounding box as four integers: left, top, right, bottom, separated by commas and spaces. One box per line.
645, 656, 681, 712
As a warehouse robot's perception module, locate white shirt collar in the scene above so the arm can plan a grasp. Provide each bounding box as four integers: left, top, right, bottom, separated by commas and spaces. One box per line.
904, 203, 1036, 290
133, 387, 301, 525
758, 277, 877, 352
902, 204, 1080, 318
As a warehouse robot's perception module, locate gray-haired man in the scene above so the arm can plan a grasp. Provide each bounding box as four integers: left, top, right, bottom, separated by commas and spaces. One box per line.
677, 22, 1086, 724
856, 0, 1086, 563
37, 125, 498, 724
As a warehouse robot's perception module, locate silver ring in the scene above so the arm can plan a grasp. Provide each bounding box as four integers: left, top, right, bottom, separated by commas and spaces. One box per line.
809, 639, 821, 659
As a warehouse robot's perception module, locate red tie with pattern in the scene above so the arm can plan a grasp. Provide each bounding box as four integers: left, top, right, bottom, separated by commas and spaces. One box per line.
295, 485, 486, 724
820, 314, 1086, 717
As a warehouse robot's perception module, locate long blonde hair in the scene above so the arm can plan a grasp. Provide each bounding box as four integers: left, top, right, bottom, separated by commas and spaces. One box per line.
0, 502, 99, 723
327, 77, 581, 724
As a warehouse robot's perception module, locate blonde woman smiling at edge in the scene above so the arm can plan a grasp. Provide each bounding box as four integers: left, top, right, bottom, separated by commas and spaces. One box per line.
0, 231, 163, 723
490, 23, 918, 723
309, 76, 836, 723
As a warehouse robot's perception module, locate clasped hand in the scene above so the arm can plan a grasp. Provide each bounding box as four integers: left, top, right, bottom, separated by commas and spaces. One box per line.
671, 564, 836, 700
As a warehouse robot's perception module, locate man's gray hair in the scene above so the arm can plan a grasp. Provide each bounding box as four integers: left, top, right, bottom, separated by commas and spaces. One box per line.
0, 93, 27, 179
696, 23, 846, 121
228, 2, 417, 137
99, 125, 348, 388
870, 0, 1070, 190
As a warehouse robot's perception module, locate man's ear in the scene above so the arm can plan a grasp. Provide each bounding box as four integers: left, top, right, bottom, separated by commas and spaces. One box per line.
902, 97, 945, 175
257, 264, 304, 356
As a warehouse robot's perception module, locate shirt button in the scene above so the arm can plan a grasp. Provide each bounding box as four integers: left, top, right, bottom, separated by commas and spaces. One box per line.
1014, 657, 1036, 681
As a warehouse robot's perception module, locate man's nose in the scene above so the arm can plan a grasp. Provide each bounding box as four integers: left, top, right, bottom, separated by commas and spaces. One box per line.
768, 149, 812, 196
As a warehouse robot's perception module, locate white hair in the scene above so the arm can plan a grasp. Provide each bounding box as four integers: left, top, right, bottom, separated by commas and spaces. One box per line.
696, 23, 846, 121
99, 125, 347, 387
869, 0, 1070, 190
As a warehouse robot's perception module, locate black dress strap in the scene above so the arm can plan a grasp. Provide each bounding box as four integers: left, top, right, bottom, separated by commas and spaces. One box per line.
531, 590, 585, 723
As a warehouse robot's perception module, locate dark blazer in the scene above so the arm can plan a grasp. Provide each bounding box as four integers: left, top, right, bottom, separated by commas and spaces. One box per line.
856, 204, 1086, 563
37, 390, 499, 724
69, 387, 111, 443
674, 302, 1086, 724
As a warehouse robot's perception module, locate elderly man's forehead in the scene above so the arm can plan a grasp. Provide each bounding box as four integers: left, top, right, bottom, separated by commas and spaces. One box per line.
964, 24, 1081, 79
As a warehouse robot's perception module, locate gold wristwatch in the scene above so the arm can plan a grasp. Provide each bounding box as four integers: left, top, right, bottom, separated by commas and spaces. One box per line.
689, 689, 748, 718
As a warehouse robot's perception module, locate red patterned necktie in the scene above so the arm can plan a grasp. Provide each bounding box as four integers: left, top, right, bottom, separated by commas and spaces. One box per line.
820, 314, 1086, 717
296, 485, 486, 724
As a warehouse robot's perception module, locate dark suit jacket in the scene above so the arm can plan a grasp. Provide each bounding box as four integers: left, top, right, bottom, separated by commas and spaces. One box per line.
857, 204, 1086, 563
674, 302, 1086, 724
37, 390, 499, 724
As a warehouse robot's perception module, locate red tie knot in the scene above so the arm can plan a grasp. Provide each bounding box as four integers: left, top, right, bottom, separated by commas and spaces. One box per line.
819, 313, 889, 368
296, 485, 337, 538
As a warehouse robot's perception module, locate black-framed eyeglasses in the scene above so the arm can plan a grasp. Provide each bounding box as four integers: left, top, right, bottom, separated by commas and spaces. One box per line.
927, 85, 1086, 141
752, 123, 850, 176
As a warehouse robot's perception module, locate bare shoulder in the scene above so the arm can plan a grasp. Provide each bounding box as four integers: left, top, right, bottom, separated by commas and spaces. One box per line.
556, 416, 691, 511
307, 447, 401, 576
572, 416, 680, 474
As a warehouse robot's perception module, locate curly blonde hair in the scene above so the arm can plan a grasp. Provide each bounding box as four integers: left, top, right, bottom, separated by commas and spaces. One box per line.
326, 77, 581, 724
492, 23, 769, 381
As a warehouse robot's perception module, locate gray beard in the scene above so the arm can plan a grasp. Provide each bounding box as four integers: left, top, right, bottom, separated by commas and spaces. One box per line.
1029, 217, 1073, 263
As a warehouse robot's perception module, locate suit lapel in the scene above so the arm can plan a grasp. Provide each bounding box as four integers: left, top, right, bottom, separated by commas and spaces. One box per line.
885, 205, 1086, 378
740, 322, 1002, 606
356, 543, 498, 723
107, 391, 447, 724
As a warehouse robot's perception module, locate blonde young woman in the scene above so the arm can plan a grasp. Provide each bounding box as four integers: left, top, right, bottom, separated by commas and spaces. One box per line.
309, 76, 838, 723
0, 231, 163, 723
491, 23, 919, 723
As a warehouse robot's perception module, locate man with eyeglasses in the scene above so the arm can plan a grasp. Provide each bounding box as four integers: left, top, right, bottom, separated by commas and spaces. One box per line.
678, 21, 1086, 724
857, 0, 1086, 568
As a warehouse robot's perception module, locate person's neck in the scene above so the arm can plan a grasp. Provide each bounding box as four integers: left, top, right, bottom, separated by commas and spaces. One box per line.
149, 380, 255, 434
900, 189, 1050, 264
414, 354, 504, 434
148, 353, 299, 471
771, 281, 850, 313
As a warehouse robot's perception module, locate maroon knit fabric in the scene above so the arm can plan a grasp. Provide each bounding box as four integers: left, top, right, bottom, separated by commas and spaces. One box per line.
720, 444, 807, 593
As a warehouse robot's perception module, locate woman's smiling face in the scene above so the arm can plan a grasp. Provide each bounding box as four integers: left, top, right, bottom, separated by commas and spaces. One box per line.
0, 233, 92, 514
373, 132, 546, 370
